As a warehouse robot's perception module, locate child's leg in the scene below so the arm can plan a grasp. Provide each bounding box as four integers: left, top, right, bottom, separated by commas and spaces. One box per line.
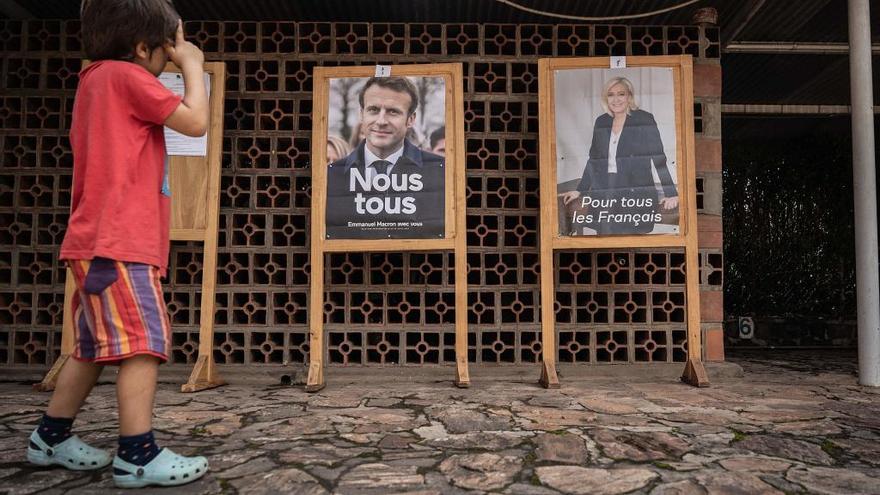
116, 354, 159, 436
115, 355, 162, 468
28, 358, 112, 470
27, 260, 118, 470
112, 354, 208, 488
46, 358, 104, 418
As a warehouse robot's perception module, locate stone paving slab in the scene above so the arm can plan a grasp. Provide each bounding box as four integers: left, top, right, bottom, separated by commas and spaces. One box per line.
1, 350, 879, 494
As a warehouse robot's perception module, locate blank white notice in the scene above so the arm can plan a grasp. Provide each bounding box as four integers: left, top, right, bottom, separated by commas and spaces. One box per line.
158, 72, 211, 156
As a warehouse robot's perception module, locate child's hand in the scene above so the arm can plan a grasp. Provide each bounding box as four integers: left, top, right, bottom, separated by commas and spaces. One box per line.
163, 19, 209, 137
164, 20, 204, 71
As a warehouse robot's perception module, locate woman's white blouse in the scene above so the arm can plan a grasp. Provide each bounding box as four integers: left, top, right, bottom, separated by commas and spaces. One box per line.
608, 130, 621, 174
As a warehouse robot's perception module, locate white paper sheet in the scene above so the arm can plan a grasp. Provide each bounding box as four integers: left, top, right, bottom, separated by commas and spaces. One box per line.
158, 72, 211, 156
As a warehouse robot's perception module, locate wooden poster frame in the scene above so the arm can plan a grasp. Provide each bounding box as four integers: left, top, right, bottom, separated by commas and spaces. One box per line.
307, 63, 468, 392
36, 61, 226, 393
537, 55, 709, 388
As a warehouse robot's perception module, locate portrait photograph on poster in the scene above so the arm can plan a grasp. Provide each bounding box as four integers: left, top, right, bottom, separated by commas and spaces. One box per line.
324, 74, 447, 240
554, 66, 680, 237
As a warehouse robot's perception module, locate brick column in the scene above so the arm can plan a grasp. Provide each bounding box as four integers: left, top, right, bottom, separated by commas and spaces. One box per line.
694, 25, 725, 361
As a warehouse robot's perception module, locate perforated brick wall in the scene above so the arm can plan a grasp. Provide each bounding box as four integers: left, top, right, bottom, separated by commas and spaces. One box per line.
0, 20, 723, 368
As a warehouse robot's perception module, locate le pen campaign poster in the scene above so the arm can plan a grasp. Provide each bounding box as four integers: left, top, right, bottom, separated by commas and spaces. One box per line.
554, 66, 680, 236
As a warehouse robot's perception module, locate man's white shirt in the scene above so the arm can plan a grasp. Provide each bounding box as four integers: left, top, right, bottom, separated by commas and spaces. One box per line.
365, 144, 405, 175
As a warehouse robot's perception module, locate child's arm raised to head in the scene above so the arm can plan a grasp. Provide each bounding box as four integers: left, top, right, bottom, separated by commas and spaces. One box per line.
163, 21, 208, 137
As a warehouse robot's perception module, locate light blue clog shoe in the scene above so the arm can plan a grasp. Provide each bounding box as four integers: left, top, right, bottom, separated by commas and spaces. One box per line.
112, 448, 208, 488
27, 429, 112, 470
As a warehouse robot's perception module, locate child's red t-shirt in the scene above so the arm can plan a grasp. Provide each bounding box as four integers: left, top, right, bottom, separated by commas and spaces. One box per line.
61, 60, 182, 275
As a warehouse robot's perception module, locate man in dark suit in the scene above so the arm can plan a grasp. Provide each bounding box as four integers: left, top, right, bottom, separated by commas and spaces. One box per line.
326, 76, 445, 239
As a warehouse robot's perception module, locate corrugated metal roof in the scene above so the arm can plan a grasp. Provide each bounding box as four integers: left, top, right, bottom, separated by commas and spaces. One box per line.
729, 0, 877, 43
14, 1, 708, 23
9, 0, 872, 42
723, 53, 880, 105
6, 0, 875, 136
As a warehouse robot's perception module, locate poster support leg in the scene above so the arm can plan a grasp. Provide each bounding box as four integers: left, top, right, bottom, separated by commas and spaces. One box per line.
452, 76, 471, 387
681, 355, 709, 386
306, 252, 326, 392
680, 233, 709, 387
34, 354, 69, 392
36, 269, 77, 392
182, 168, 225, 393
454, 241, 470, 388
182, 354, 224, 392
539, 246, 560, 389
537, 58, 560, 389
680, 55, 709, 388
181, 285, 225, 394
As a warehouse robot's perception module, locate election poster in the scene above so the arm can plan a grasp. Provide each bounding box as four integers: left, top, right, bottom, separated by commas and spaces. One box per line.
554, 66, 680, 236
324, 75, 447, 239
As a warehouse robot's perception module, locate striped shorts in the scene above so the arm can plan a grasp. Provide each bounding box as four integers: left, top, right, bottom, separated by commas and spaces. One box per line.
68, 259, 171, 364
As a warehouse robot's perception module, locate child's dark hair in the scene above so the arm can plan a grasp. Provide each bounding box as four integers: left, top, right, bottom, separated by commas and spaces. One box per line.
80, 0, 179, 61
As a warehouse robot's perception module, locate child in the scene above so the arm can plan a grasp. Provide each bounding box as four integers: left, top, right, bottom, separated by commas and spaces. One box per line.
27, 0, 210, 488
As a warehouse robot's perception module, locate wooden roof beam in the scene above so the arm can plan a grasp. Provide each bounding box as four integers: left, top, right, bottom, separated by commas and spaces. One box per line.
724, 0, 769, 46
725, 41, 880, 54
722, 103, 880, 115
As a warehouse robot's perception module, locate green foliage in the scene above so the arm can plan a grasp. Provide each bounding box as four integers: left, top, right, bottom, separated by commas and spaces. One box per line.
821, 439, 843, 458
729, 428, 747, 443
219, 479, 231, 492
530, 472, 542, 486
723, 134, 856, 319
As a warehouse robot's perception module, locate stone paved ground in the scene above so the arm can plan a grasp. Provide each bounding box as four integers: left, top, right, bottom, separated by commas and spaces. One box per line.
1, 350, 879, 494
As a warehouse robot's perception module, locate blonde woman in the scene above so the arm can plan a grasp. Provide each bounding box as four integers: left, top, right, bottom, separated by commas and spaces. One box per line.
560, 76, 678, 234
326, 134, 350, 164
